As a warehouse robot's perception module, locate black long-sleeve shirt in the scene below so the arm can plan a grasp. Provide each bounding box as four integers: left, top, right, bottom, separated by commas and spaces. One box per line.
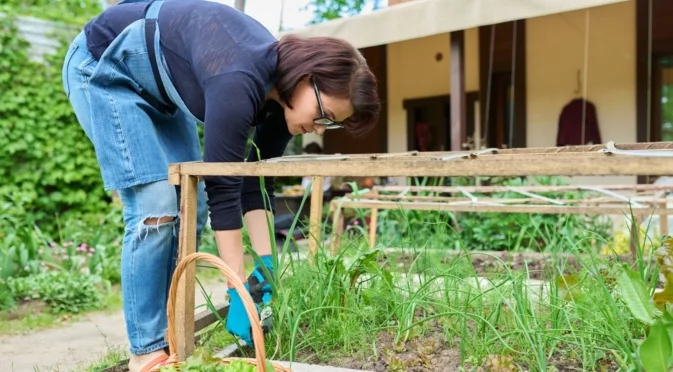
83, 0, 293, 230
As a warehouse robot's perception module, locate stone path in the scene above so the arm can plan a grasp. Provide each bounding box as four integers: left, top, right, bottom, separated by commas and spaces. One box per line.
0, 280, 231, 372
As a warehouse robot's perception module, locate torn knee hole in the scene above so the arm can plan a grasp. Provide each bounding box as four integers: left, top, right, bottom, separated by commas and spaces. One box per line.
143, 216, 176, 226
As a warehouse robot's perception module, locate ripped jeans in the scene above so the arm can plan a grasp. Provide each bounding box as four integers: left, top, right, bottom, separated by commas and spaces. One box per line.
62, 14, 211, 355
118, 180, 208, 354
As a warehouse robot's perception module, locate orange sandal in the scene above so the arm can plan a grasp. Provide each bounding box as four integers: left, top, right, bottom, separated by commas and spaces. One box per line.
140, 353, 170, 372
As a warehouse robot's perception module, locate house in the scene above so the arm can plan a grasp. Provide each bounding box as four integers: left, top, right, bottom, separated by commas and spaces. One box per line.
281, 0, 673, 186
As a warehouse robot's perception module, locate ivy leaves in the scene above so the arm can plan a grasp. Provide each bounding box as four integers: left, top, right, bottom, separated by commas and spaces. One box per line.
0, 17, 109, 229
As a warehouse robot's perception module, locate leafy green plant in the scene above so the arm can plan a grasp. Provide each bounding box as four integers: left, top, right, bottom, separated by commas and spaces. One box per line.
160, 348, 275, 372
0, 194, 50, 279
617, 237, 673, 371
7, 270, 103, 313
0, 282, 16, 311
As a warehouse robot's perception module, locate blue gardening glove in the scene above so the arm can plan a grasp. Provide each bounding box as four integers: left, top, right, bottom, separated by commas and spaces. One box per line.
226, 285, 253, 347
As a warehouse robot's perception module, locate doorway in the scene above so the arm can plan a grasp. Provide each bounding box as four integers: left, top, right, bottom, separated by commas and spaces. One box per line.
403, 93, 479, 152
403, 93, 479, 186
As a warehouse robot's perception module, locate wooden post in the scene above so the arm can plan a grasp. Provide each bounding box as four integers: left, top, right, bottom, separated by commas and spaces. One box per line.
175, 174, 198, 360
661, 201, 669, 236
630, 215, 643, 259
451, 30, 466, 151
369, 190, 379, 249
330, 201, 345, 255
309, 177, 325, 260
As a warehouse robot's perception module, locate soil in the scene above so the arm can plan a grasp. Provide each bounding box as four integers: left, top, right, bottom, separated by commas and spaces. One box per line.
287, 322, 620, 372
3, 300, 48, 320
382, 249, 639, 281
324, 327, 462, 372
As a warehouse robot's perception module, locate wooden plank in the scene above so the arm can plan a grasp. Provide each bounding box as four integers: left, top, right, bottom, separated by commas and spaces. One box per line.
411, 141, 673, 155
170, 142, 673, 168
265, 141, 673, 161
168, 163, 181, 185
175, 174, 199, 360
177, 156, 673, 178
349, 194, 671, 205
194, 302, 229, 333
334, 200, 670, 216
266, 148, 673, 163
308, 177, 325, 260
373, 184, 673, 194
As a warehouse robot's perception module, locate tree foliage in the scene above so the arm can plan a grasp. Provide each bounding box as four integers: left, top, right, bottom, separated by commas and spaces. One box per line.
0, 0, 101, 25
308, 0, 382, 24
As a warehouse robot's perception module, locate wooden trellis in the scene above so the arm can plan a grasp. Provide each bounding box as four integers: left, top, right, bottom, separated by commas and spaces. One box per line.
329, 183, 673, 252
167, 140, 673, 361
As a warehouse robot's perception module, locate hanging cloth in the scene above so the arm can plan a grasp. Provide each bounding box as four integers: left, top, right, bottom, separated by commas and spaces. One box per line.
415, 121, 432, 151
556, 98, 602, 146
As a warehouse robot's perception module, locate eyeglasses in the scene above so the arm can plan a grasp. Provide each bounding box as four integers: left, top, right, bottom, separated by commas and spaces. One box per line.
312, 78, 344, 130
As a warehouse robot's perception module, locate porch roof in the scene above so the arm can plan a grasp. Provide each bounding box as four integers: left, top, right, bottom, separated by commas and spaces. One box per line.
276, 0, 627, 49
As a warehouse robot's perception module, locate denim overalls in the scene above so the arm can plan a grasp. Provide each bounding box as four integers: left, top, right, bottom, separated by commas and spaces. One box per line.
62, 0, 209, 355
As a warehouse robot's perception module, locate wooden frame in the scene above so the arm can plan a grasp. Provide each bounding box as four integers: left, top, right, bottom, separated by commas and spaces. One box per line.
329, 183, 673, 252
167, 141, 673, 360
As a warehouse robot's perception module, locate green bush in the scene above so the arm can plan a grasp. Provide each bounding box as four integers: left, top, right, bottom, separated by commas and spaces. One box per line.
0, 282, 16, 311
7, 270, 102, 313
375, 176, 613, 252
0, 194, 50, 280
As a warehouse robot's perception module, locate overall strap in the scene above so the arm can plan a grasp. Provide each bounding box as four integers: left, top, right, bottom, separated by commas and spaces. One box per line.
145, 0, 164, 20
144, 0, 170, 105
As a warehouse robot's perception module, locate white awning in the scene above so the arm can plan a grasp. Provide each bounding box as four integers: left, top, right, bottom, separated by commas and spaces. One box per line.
276, 0, 628, 49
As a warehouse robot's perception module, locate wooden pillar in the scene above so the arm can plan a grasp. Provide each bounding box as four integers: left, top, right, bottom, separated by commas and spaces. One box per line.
660, 201, 669, 236
330, 201, 345, 255
308, 177, 325, 260
369, 190, 379, 249
176, 174, 198, 360
450, 30, 467, 151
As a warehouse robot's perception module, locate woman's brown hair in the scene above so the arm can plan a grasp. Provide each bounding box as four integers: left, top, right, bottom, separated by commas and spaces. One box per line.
275, 35, 380, 138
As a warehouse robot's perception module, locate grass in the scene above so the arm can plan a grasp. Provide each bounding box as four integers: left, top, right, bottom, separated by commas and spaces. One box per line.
191, 221, 661, 372
82, 345, 129, 372
79, 201, 667, 371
